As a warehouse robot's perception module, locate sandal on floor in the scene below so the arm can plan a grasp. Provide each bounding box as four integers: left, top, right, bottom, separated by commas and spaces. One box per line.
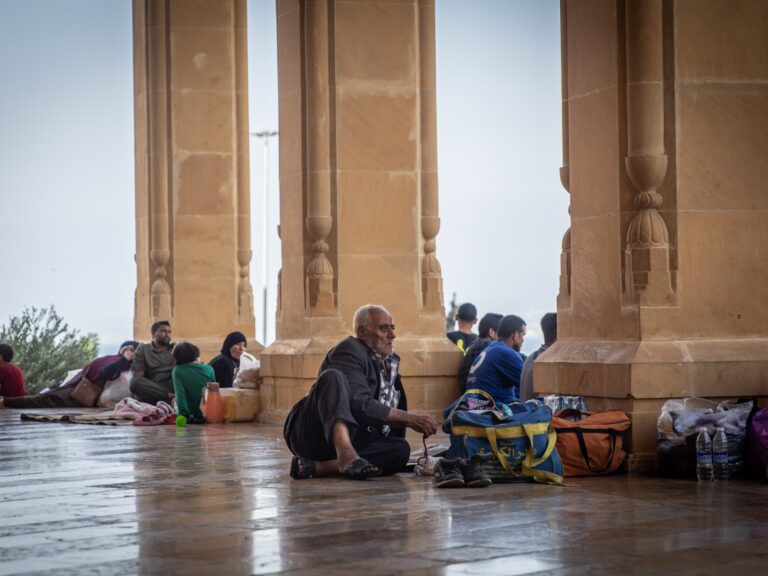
341, 458, 382, 480
290, 456, 317, 480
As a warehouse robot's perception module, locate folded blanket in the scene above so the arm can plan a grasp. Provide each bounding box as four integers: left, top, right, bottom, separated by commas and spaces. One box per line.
113, 398, 175, 426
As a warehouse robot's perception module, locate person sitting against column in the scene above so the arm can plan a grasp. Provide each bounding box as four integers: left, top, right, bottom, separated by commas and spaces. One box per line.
172, 342, 215, 423
458, 312, 503, 393
466, 314, 527, 405
1, 342, 137, 409
130, 321, 175, 405
0, 343, 28, 406
446, 302, 479, 353
284, 304, 438, 480
520, 312, 557, 401
208, 331, 247, 388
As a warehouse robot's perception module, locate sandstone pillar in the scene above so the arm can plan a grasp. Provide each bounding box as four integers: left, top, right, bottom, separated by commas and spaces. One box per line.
261, 0, 461, 422
538, 0, 768, 471
132, 0, 259, 357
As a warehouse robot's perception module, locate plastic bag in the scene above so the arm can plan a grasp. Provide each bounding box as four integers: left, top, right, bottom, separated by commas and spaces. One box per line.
98, 370, 133, 407
656, 397, 754, 478
657, 397, 753, 444
234, 352, 261, 389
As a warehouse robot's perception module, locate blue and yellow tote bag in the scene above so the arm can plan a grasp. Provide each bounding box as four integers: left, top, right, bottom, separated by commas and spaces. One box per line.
444, 389, 564, 485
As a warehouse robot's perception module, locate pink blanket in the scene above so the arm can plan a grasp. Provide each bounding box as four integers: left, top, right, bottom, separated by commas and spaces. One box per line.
113, 398, 175, 426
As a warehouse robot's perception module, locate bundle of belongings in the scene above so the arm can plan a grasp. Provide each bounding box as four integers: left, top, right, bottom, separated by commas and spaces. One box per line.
656, 397, 755, 478
233, 352, 261, 389
439, 389, 564, 487
114, 398, 176, 425
746, 407, 768, 480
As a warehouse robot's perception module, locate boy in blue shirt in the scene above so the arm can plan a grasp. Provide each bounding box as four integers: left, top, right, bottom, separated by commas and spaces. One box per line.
466, 315, 526, 405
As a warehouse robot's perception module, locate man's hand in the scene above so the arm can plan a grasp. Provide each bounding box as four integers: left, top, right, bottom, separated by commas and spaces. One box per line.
387, 408, 438, 436
408, 413, 437, 436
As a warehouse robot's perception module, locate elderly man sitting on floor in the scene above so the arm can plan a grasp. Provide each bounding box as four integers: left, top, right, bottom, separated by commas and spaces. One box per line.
284, 304, 437, 480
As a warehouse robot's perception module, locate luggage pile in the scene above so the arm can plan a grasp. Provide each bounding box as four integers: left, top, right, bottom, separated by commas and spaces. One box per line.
441, 391, 633, 484
656, 397, 763, 479
441, 391, 767, 486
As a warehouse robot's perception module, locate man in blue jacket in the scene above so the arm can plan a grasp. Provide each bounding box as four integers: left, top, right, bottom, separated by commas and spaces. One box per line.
466, 314, 527, 404
284, 304, 437, 480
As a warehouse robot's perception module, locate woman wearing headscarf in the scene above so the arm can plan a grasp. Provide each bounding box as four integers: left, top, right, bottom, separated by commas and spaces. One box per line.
2, 341, 139, 409
208, 331, 247, 388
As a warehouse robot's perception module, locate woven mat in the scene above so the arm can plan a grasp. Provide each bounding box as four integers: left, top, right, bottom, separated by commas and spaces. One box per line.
20, 410, 132, 425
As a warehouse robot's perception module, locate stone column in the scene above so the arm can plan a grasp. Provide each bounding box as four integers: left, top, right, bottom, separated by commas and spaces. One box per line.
261, 0, 461, 422
133, 0, 259, 358
556, 0, 572, 311
537, 0, 768, 471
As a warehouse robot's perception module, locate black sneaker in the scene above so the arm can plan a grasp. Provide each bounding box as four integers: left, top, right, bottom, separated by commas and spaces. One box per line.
433, 457, 465, 488
460, 453, 495, 488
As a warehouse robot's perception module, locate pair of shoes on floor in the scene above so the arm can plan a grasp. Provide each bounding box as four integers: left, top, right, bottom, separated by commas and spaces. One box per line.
433, 453, 496, 488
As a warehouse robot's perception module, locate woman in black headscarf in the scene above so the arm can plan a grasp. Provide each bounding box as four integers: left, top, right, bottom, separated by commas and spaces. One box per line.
208, 331, 247, 388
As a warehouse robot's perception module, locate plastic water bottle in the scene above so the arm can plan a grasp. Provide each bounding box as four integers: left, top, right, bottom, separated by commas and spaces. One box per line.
696, 427, 713, 482
712, 427, 729, 481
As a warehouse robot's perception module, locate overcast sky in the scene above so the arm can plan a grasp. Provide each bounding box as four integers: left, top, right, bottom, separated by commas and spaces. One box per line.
0, 0, 565, 355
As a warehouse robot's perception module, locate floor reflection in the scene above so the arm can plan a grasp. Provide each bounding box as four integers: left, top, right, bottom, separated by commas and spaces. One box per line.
133, 425, 262, 574
1, 409, 768, 575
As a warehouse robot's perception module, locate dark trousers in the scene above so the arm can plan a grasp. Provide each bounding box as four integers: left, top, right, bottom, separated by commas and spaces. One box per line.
3, 386, 84, 409
284, 369, 410, 476
130, 377, 173, 405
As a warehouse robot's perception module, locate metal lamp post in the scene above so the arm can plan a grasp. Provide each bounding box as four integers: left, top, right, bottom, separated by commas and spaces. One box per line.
251, 130, 278, 344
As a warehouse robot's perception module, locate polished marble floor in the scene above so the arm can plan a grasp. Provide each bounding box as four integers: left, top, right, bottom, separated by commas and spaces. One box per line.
1, 408, 767, 576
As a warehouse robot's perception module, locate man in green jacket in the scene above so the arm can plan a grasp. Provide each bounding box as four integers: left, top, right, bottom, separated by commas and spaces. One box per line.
130, 321, 175, 405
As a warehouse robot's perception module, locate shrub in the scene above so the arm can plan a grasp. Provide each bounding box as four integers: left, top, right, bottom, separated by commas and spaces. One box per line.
0, 306, 99, 394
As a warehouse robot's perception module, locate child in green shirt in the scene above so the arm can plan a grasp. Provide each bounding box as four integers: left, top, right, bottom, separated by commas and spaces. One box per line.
172, 342, 215, 423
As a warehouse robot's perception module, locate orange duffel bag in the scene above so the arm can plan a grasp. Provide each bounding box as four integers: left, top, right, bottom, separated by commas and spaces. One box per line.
552, 409, 631, 476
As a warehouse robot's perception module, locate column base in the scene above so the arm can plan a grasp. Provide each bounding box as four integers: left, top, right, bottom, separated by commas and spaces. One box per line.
535, 338, 768, 469
259, 336, 462, 424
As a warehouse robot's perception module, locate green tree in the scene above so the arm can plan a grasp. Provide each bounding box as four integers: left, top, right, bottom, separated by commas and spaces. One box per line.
0, 306, 99, 394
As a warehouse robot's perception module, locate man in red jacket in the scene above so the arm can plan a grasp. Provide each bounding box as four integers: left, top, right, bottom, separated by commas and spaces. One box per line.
0, 343, 28, 403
